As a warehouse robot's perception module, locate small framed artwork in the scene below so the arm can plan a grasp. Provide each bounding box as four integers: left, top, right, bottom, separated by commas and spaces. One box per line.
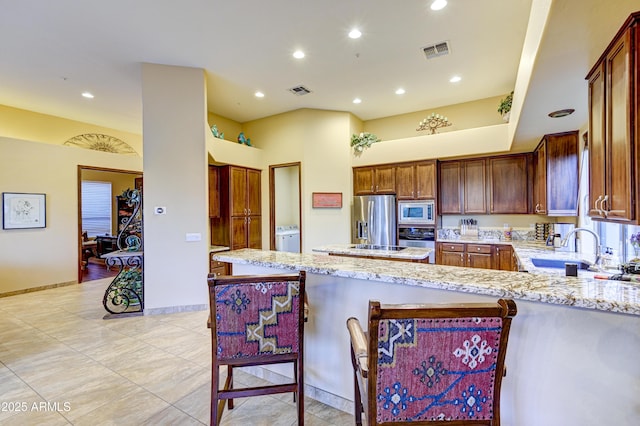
312, 192, 342, 208
2, 192, 46, 229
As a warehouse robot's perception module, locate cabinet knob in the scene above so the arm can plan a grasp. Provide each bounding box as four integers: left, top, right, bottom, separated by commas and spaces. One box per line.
450, 246, 455, 250
477, 247, 481, 251
376, 185, 379, 192
247, 208, 251, 215
244, 208, 247, 215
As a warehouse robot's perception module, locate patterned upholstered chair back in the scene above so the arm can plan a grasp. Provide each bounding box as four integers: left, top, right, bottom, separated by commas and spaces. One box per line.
348, 299, 517, 426
214, 277, 302, 361
208, 272, 306, 425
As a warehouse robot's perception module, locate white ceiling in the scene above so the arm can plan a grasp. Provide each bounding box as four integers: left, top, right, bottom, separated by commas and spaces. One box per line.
0, 0, 638, 152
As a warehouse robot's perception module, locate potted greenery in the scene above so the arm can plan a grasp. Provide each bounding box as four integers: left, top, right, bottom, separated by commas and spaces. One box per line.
498, 91, 513, 122
351, 132, 381, 155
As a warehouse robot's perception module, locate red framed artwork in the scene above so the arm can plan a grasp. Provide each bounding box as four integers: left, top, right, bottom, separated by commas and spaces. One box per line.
312, 192, 342, 208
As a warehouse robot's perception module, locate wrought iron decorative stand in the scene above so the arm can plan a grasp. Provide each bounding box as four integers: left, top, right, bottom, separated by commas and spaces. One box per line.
102, 188, 144, 317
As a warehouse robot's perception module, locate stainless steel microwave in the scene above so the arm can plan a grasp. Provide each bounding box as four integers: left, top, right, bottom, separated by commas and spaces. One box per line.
397, 200, 435, 225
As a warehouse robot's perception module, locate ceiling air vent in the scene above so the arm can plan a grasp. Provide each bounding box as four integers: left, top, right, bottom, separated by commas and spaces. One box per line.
422, 41, 450, 59
288, 85, 312, 96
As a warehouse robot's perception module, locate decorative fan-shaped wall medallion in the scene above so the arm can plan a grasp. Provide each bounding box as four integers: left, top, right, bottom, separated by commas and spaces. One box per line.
63, 133, 137, 155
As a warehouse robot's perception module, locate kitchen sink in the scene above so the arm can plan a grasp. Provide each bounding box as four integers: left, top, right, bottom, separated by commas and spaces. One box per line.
352, 244, 406, 251
530, 258, 592, 270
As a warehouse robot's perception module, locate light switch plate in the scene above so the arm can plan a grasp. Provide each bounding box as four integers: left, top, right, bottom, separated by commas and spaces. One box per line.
185, 233, 201, 242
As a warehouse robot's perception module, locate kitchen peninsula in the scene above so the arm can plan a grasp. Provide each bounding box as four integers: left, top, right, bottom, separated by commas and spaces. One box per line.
312, 244, 432, 262
213, 248, 639, 426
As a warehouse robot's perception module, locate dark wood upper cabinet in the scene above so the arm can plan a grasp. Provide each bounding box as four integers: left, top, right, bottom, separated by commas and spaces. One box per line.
438, 161, 463, 214
438, 159, 487, 214
534, 131, 579, 216
353, 165, 395, 195
464, 159, 487, 214
488, 154, 530, 214
586, 12, 638, 223
395, 160, 436, 200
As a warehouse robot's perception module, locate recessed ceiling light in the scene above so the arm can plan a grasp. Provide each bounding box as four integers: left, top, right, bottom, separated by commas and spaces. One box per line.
293, 50, 305, 59
449, 75, 461, 83
548, 108, 575, 118
254, 91, 265, 98
430, 0, 448, 11
395, 88, 406, 95
348, 29, 362, 39
353, 98, 362, 104
81, 92, 94, 99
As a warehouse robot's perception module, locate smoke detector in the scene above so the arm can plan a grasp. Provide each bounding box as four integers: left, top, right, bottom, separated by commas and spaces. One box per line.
422, 41, 450, 59
288, 85, 312, 96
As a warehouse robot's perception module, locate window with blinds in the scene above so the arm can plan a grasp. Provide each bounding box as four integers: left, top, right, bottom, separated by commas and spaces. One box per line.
81, 181, 112, 238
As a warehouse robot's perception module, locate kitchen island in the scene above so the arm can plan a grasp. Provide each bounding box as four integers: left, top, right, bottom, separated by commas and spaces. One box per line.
312, 244, 432, 262
213, 248, 639, 426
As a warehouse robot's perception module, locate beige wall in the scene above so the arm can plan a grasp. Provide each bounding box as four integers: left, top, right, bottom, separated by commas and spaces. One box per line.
0, 104, 142, 155
141, 63, 209, 311
207, 112, 242, 143
0, 137, 142, 294
364, 95, 506, 141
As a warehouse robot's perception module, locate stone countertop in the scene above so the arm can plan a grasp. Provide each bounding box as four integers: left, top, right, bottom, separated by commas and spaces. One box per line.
312, 244, 431, 260
210, 245, 230, 253
213, 248, 640, 316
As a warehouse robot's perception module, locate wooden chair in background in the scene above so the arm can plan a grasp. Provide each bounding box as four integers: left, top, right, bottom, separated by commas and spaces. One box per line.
207, 271, 306, 425
347, 298, 517, 426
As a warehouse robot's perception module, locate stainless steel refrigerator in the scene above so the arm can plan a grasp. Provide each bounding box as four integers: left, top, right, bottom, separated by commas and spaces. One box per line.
352, 195, 396, 246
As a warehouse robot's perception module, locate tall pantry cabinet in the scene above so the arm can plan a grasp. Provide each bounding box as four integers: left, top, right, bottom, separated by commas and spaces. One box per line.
210, 165, 262, 249
586, 11, 639, 223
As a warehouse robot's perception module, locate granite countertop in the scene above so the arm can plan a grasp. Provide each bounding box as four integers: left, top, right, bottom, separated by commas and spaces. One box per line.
210, 245, 230, 253
312, 244, 431, 260
213, 248, 640, 316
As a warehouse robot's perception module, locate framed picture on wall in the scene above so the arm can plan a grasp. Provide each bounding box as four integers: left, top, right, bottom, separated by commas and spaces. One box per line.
312, 192, 342, 208
2, 192, 46, 229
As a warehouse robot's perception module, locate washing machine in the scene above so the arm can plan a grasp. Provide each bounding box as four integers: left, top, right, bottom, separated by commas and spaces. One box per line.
275, 225, 300, 253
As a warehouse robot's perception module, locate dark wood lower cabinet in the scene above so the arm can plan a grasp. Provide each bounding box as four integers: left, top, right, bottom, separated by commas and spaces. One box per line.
436, 242, 518, 271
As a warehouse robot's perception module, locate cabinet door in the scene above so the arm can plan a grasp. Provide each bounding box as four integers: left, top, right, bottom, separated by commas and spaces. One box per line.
436, 242, 465, 266
438, 161, 463, 214
247, 169, 261, 216
605, 34, 634, 221
208, 166, 220, 218
495, 245, 515, 271
374, 165, 396, 193
395, 164, 416, 199
248, 216, 261, 249
546, 132, 579, 216
230, 217, 248, 250
464, 159, 487, 213
488, 155, 529, 214
415, 161, 437, 199
353, 167, 375, 195
466, 244, 493, 269
230, 167, 248, 216
588, 63, 607, 218
533, 142, 547, 214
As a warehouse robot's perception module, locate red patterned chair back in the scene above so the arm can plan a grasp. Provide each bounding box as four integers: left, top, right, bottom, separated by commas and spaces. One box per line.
208, 272, 306, 425
349, 299, 516, 426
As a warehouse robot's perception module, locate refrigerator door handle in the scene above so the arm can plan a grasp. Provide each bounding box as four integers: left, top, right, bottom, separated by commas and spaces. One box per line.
368, 200, 374, 242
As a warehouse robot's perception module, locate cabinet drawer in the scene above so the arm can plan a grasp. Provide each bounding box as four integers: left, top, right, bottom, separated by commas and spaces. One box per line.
441, 243, 465, 252
466, 244, 492, 254
209, 266, 227, 278
210, 259, 227, 269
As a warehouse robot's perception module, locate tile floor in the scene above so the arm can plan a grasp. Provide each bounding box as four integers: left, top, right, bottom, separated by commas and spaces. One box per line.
0, 279, 354, 425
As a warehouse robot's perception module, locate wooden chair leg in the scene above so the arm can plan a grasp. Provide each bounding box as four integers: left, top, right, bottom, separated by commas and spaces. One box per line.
227, 365, 234, 410
353, 371, 363, 426
296, 359, 304, 425
211, 361, 219, 425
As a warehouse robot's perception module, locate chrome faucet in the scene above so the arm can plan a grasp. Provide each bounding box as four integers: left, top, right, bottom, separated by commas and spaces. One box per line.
560, 227, 602, 269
